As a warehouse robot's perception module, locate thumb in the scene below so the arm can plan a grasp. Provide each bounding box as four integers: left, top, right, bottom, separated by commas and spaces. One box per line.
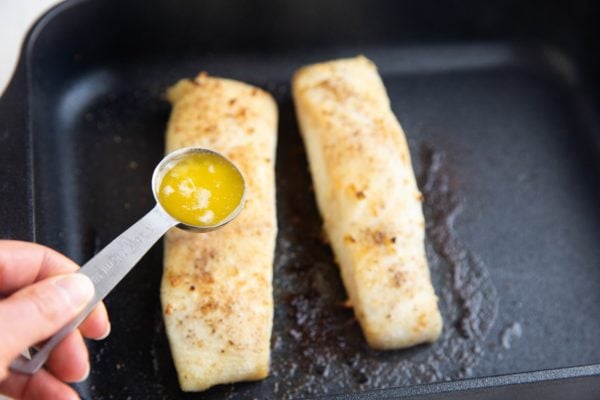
0, 274, 94, 376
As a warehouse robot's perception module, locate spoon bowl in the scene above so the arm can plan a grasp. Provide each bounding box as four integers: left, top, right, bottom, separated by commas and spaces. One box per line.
152, 147, 247, 232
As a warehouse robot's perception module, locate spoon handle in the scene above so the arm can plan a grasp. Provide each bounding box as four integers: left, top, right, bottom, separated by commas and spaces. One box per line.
10, 205, 177, 375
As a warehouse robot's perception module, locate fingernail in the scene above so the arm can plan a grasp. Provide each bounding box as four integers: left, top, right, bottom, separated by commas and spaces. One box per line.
75, 362, 91, 383
97, 322, 111, 340
55, 274, 95, 308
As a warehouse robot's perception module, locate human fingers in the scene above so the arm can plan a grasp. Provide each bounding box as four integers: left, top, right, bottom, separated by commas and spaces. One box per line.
0, 241, 79, 295
0, 367, 79, 400
0, 240, 111, 339
0, 274, 94, 377
79, 302, 111, 340
45, 331, 89, 383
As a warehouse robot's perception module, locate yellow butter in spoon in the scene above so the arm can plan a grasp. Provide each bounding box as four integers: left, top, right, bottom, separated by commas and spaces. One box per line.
158, 151, 245, 227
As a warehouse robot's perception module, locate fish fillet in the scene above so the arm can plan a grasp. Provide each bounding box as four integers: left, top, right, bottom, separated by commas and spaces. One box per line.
161, 73, 277, 391
292, 56, 442, 349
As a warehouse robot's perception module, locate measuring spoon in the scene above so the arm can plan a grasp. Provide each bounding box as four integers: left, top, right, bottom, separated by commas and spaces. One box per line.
10, 147, 246, 374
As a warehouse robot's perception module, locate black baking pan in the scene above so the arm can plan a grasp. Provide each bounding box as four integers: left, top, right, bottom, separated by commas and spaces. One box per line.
1, 0, 600, 398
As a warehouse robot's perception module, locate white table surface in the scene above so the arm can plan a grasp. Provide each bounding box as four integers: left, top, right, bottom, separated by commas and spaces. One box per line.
0, 0, 64, 96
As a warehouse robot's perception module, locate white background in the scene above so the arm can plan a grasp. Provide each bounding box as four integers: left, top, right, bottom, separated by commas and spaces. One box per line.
0, 0, 64, 96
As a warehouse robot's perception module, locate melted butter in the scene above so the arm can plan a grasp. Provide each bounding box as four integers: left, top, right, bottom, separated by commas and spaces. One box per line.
158, 152, 244, 227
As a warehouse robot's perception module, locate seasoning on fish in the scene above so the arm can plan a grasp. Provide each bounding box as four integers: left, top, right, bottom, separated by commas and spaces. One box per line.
161, 73, 278, 391
292, 56, 442, 349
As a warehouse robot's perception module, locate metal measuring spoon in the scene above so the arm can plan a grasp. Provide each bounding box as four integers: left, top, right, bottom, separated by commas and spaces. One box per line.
10, 147, 246, 375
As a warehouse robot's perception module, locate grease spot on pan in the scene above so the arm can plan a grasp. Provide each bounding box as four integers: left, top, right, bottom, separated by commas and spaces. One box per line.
220, 145, 499, 399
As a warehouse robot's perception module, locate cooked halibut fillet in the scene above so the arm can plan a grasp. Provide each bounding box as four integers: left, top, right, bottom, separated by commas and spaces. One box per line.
292, 56, 442, 349
161, 73, 277, 391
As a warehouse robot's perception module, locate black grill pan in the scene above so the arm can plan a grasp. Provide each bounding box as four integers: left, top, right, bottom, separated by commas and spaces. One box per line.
1, 0, 600, 398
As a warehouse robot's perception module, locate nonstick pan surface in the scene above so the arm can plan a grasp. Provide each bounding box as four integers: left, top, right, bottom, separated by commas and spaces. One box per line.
1, 0, 599, 398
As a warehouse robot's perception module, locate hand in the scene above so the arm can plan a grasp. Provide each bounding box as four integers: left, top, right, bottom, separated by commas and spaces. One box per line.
0, 240, 110, 400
